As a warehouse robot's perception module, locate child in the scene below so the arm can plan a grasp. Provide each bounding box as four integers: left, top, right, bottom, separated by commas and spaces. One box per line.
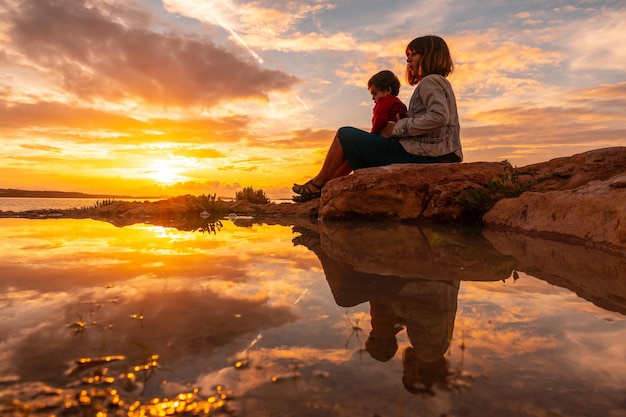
291, 70, 407, 199
367, 70, 407, 135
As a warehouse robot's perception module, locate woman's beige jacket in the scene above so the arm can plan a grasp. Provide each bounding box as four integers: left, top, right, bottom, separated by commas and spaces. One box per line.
392, 74, 462, 161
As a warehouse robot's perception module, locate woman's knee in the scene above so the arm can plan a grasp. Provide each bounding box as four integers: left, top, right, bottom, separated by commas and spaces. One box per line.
338, 126, 358, 136
337, 126, 363, 145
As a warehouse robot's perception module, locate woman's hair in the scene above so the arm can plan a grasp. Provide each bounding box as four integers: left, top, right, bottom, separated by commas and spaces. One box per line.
368, 70, 401, 96
405, 35, 454, 86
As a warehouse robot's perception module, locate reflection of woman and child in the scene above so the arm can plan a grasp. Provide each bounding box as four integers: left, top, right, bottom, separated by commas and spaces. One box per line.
292, 35, 462, 202
293, 228, 460, 396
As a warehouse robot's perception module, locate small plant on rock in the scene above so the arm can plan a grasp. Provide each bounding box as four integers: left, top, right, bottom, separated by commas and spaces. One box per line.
235, 186, 270, 204
457, 168, 530, 217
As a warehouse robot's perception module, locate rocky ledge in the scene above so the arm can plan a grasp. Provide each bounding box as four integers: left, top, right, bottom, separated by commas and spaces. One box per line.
2, 147, 624, 252
318, 147, 626, 252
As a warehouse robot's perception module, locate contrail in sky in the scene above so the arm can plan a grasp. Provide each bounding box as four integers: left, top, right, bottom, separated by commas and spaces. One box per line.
218, 19, 264, 65
165, 0, 307, 107
164, 0, 263, 64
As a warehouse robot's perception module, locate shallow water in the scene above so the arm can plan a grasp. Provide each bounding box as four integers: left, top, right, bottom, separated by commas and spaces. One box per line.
0, 217, 625, 416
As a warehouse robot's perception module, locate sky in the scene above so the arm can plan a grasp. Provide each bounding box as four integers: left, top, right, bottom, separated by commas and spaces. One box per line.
1, 0, 624, 199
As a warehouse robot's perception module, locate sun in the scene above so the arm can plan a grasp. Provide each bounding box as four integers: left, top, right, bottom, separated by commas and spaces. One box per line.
145, 160, 184, 185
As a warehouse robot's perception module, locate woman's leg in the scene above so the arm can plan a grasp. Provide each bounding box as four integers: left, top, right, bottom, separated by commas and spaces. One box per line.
293, 130, 352, 195
339, 126, 442, 169
330, 160, 352, 180
312, 131, 351, 184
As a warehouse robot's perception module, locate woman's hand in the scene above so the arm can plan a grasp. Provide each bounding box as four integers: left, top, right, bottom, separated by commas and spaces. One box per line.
379, 113, 402, 138
379, 122, 395, 138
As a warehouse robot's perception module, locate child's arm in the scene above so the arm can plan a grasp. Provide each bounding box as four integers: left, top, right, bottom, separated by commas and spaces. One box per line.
388, 100, 408, 121
371, 100, 389, 134
372, 97, 406, 134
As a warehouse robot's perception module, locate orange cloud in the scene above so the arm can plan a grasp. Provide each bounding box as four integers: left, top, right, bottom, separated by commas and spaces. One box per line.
6, 0, 299, 107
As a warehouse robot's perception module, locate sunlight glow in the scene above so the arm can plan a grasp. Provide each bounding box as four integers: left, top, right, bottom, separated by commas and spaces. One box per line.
145, 160, 185, 185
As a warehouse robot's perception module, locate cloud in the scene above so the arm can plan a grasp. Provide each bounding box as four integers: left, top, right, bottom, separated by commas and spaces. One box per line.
0, 99, 251, 145
5, 0, 299, 107
449, 32, 563, 103
236, 128, 335, 151
163, 0, 364, 54
174, 147, 225, 159
20, 143, 63, 152
0, 100, 146, 130
5, 286, 298, 387
460, 82, 626, 165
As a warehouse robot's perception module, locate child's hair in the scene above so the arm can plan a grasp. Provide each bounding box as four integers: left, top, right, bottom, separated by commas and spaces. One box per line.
405, 35, 454, 86
367, 70, 401, 96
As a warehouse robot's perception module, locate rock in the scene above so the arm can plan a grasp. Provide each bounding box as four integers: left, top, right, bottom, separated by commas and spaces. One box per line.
318, 161, 510, 222
314, 146, 626, 251
193, 199, 319, 220
483, 174, 626, 252
482, 147, 626, 252
520, 146, 626, 192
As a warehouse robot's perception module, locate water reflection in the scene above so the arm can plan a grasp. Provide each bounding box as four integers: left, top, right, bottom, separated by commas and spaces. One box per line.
292, 222, 502, 397
1, 218, 625, 416
291, 220, 626, 414
484, 229, 626, 314
295, 221, 515, 307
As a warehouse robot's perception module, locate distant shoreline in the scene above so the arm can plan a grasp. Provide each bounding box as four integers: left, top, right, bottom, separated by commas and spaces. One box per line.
0, 188, 290, 202
0, 188, 164, 199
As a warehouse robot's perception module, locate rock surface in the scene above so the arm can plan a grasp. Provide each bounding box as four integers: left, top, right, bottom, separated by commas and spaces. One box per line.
317, 146, 626, 252
319, 161, 510, 222
482, 147, 626, 252
483, 174, 626, 251
518, 147, 626, 192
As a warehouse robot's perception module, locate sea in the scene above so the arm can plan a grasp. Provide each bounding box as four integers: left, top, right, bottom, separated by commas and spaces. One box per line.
0, 196, 291, 212
0, 197, 160, 212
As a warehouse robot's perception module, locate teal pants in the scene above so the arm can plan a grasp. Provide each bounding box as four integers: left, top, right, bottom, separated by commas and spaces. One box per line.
337, 126, 443, 170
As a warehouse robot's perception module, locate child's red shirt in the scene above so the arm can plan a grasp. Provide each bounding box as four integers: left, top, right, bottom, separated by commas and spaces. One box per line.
371, 96, 408, 134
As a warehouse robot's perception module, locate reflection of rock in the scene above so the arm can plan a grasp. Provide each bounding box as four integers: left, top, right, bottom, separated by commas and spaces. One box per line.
483, 229, 626, 314
295, 224, 465, 395
319, 221, 515, 282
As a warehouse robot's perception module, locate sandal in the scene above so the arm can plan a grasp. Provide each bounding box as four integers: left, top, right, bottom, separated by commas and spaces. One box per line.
292, 180, 323, 195
291, 180, 323, 203
292, 191, 321, 203
292, 226, 321, 250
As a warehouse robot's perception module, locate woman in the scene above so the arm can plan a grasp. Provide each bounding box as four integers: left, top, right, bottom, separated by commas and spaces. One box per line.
293, 35, 462, 202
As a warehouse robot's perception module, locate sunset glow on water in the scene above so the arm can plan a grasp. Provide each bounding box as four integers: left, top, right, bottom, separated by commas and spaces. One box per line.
1, 218, 625, 416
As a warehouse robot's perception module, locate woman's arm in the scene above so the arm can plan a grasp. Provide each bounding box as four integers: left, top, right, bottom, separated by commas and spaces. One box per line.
392, 75, 451, 137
